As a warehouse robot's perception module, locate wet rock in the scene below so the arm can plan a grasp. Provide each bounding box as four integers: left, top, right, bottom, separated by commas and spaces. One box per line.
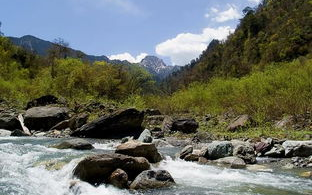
215, 156, 246, 169
138, 129, 153, 143
282, 140, 312, 157
71, 108, 144, 139
152, 139, 172, 148
121, 136, 134, 143
34, 160, 67, 171
178, 145, 193, 159
299, 171, 312, 178
227, 115, 252, 132
170, 118, 199, 134
0, 111, 22, 130
11, 129, 30, 136
130, 170, 175, 190
198, 157, 210, 165
0, 129, 11, 136
232, 140, 256, 164
52, 139, 94, 150
264, 144, 285, 158
116, 140, 162, 163
24, 106, 69, 131
203, 141, 233, 160
26, 95, 59, 109
184, 153, 200, 162
73, 153, 150, 185
108, 169, 129, 189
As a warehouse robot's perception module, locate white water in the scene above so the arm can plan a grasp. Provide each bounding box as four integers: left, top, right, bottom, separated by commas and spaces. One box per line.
0, 137, 312, 195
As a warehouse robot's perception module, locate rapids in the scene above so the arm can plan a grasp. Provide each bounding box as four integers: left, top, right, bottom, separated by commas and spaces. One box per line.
0, 137, 311, 195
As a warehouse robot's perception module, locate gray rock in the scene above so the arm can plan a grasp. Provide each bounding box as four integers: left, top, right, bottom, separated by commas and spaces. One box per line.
130, 170, 175, 190
264, 144, 285, 158
24, 106, 69, 131
227, 115, 252, 132
71, 108, 144, 139
0, 111, 22, 130
69, 113, 89, 130
215, 156, 246, 169
282, 140, 312, 157
52, 139, 94, 150
152, 139, 172, 148
275, 116, 294, 130
179, 145, 193, 159
204, 141, 233, 160
0, 129, 11, 136
26, 95, 59, 109
138, 129, 153, 143
116, 140, 162, 163
73, 153, 150, 185
108, 169, 128, 189
232, 141, 256, 164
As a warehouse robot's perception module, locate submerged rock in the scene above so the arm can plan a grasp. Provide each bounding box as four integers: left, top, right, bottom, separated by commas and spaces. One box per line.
73, 153, 150, 185
71, 108, 144, 139
34, 160, 67, 171
115, 140, 162, 163
24, 106, 69, 131
215, 156, 246, 169
130, 170, 175, 190
52, 139, 94, 150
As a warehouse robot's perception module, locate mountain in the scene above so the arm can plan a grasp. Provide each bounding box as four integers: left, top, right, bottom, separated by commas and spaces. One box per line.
139, 56, 180, 80
7, 35, 178, 80
164, 0, 312, 91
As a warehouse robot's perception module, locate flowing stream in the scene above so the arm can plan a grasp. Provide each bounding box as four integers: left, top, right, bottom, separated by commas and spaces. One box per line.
0, 137, 312, 195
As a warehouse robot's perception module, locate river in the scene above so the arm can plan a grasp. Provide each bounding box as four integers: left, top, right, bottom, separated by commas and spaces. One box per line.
0, 137, 311, 195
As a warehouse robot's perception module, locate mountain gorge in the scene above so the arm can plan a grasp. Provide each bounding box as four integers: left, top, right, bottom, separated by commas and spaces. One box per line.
8, 35, 178, 80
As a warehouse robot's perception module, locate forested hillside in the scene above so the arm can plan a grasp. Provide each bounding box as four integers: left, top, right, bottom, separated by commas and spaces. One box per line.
164, 0, 312, 91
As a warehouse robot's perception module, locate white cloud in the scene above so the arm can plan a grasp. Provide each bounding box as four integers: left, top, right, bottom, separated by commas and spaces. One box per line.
212, 4, 241, 22
108, 52, 148, 63
155, 26, 234, 65
248, 0, 261, 4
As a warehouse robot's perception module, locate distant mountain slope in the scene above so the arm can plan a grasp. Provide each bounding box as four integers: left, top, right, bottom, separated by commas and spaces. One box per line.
165, 0, 312, 91
8, 35, 179, 80
139, 56, 180, 80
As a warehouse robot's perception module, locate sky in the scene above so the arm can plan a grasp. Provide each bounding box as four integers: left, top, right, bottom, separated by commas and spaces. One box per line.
0, 0, 261, 65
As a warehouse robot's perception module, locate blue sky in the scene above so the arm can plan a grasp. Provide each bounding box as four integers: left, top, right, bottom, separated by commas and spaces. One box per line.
0, 0, 260, 65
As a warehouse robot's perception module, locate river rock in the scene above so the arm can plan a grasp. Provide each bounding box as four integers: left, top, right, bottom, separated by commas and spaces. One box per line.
170, 118, 199, 134
73, 153, 150, 185
232, 140, 256, 164
178, 145, 193, 159
203, 141, 233, 160
130, 170, 175, 190
0, 129, 11, 136
282, 140, 312, 157
246, 164, 273, 172
152, 139, 172, 148
69, 113, 89, 130
108, 169, 129, 189
24, 106, 69, 131
11, 129, 30, 136
184, 153, 200, 162
227, 115, 252, 132
0, 111, 22, 130
255, 142, 271, 156
71, 108, 144, 139
264, 144, 285, 158
215, 156, 246, 169
138, 129, 153, 143
115, 140, 162, 163
52, 139, 94, 150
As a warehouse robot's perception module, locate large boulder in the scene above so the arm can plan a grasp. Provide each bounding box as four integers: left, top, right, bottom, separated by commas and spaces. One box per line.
227, 115, 252, 132
282, 140, 312, 157
215, 156, 246, 169
0, 111, 22, 130
108, 169, 129, 189
24, 106, 69, 131
73, 153, 150, 185
130, 170, 175, 190
52, 139, 94, 150
71, 108, 144, 139
115, 141, 162, 163
203, 141, 233, 160
170, 119, 199, 134
26, 95, 59, 109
